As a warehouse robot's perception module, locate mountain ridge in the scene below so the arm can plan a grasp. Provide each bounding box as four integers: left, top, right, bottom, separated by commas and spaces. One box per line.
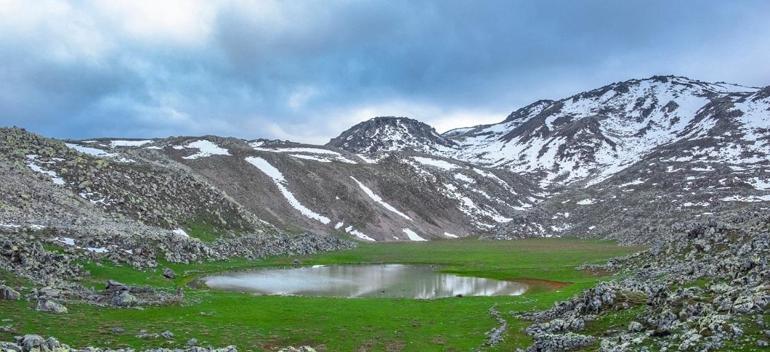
2, 75, 768, 243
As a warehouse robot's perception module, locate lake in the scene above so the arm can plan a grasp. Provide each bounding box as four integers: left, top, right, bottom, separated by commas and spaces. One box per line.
203, 264, 528, 299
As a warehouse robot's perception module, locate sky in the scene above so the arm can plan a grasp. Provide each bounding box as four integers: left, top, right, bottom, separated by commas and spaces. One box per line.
1, 0, 770, 144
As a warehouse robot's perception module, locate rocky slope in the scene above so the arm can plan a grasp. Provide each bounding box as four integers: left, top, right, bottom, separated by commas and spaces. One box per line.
516, 211, 770, 351
1, 127, 536, 244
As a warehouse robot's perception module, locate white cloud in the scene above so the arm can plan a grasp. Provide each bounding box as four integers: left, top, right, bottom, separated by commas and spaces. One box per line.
287, 85, 320, 110
87, 0, 217, 46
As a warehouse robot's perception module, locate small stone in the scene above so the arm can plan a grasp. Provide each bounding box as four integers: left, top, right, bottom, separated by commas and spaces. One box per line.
628, 321, 644, 332
160, 330, 174, 339
187, 338, 198, 346
162, 267, 176, 279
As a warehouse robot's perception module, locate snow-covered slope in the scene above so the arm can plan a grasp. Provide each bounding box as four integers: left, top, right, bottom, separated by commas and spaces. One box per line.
449, 76, 765, 188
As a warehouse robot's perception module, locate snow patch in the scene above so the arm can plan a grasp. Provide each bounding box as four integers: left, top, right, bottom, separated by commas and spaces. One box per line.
182, 140, 230, 159
720, 195, 770, 202
26, 155, 65, 185
402, 228, 427, 241
345, 226, 375, 241
290, 154, 331, 163
172, 228, 189, 237
55, 237, 76, 246
413, 156, 459, 170
453, 173, 475, 183
577, 198, 597, 205
110, 140, 152, 147
748, 178, 770, 191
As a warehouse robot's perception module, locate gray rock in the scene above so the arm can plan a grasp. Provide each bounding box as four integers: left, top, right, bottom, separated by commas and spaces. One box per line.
0, 285, 20, 300
0, 342, 21, 352
35, 299, 67, 314
111, 291, 138, 307
162, 267, 176, 279
277, 347, 316, 352
105, 280, 129, 293
17, 335, 45, 352
160, 330, 174, 340
628, 321, 644, 332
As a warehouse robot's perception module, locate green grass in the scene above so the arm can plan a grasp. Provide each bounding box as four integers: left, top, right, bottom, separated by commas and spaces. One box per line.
0, 239, 642, 351
183, 220, 225, 243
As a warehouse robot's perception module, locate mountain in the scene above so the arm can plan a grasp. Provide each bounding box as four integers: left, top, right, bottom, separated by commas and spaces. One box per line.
327, 76, 770, 241
1, 75, 768, 245
448, 76, 765, 189
326, 116, 458, 155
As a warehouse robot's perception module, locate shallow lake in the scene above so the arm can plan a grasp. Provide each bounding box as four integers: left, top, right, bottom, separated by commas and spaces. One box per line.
203, 264, 528, 299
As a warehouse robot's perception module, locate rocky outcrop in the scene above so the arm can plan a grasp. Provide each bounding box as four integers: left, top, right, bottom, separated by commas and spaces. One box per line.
516, 215, 770, 351
3, 334, 239, 352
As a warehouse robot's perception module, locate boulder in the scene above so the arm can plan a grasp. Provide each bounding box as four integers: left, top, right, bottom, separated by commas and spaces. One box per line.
35, 299, 68, 314
0, 285, 20, 300
111, 291, 138, 307
17, 335, 45, 352
162, 267, 176, 279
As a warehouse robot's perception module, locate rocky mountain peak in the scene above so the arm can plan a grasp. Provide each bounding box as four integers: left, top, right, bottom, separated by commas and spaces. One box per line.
326, 116, 457, 154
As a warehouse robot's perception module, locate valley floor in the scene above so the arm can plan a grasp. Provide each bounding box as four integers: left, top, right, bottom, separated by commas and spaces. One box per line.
1, 239, 641, 351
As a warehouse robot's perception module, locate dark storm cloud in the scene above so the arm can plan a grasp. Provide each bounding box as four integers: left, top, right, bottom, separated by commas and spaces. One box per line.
1, 0, 769, 143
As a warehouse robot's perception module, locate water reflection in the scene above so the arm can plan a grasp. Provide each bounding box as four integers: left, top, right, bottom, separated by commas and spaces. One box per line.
203, 264, 528, 299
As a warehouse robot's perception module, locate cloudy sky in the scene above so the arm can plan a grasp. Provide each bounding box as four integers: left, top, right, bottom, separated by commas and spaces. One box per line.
1, 0, 769, 143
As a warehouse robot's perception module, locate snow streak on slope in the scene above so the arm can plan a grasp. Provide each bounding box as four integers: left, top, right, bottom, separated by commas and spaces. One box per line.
245, 157, 331, 224
345, 226, 375, 241
350, 176, 412, 220
251, 143, 357, 163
